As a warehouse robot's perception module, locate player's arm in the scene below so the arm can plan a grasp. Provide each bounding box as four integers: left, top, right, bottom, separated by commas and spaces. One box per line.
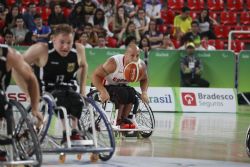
92, 58, 116, 102
8, 48, 41, 119
76, 43, 88, 96
23, 42, 48, 67
139, 62, 149, 103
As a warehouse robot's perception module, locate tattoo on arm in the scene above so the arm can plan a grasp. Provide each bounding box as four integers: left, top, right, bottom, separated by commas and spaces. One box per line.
101, 65, 109, 76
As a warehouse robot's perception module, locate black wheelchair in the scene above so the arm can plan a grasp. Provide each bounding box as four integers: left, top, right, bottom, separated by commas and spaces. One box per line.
87, 88, 155, 138
0, 91, 42, 166
27, 91, 115, 163
246, 125, 250, 157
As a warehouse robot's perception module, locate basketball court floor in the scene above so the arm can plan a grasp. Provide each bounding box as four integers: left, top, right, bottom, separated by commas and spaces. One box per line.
42, 107, 250, 167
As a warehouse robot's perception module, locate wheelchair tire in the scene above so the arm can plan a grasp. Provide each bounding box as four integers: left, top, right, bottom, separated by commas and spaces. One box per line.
135, 93, 155, 138
79, 97, 115, 161
10, 100, 42, 167
246, 125, 250, 157
27, 96, 54, 144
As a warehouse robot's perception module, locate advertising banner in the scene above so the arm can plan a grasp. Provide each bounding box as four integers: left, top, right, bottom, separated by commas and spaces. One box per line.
238, 51, 250, 93
177, 87, 237, 113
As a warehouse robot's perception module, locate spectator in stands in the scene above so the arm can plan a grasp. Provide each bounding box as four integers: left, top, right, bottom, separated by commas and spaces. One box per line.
118, 21, 140, 46
197, 9, 217, 39
4, 5, 20, 31
133, 8, 150, 36
144, 19, 163, 48
48, 4, 68, 30
159, 34, 175, 50
112, 6, 129, 38
121, 0, 138, 18
145, 0, 162, 25
75, 32, 93, 48
83, 23, 99, 47
23, 3, 37, 31
99, 0, 115, 22
68, 2, 85, 29
174, 7, 192, 40
88, 8, 113, 37
32, 14, 51, 43
11, 15, 30, 45
180, 42, 209, 87
181, 20, 202, 48
201, 36, 216, 50
95, 35, 107, 48
82, 0, 97, 23
119, 35, 136, 49
139, 35, 151, 53
0, 3, 7, 32
3, 30, 15, 46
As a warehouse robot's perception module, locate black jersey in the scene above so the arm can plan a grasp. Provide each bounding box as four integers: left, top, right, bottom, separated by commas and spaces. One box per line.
0, 45, 11, 91
34, 42, 79, 92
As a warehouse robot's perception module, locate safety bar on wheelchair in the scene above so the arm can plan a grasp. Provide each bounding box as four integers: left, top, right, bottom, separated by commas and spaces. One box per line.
0, 160, 39, 166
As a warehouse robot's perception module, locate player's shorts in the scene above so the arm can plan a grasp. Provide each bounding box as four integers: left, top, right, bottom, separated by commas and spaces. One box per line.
105, 85, 136, 108
51, 88, 83, 119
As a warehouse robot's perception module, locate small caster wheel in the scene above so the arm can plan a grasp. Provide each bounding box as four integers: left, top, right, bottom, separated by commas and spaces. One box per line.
90, 153, 99, 162
59, 153, 66, 163
76, 153, 82, 160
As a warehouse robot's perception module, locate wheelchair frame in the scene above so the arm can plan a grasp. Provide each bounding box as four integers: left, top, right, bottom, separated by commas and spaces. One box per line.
88, 89, 155, 138
0, 100, 42, 166
28, 91, 115, 162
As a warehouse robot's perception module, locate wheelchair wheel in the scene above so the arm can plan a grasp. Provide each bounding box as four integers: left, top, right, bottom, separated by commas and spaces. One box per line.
135, 93, 155, 138
78, 97, 115, 161
27, 94, 54, 144
246, 125, 250, 157
10, 100, 42, 167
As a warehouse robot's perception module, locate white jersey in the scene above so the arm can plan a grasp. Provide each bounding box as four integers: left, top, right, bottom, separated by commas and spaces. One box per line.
105, 54, 129, 85
105, 54, 144, 85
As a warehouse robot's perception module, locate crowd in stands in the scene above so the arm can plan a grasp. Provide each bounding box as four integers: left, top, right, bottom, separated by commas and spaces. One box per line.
0, 0, 249, 52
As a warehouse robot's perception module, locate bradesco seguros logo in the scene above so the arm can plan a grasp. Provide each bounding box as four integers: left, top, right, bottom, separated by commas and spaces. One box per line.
182, 92, 197, 106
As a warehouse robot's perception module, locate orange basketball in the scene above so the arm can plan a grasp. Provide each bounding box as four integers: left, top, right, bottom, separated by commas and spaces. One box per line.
124, 62, 143, 82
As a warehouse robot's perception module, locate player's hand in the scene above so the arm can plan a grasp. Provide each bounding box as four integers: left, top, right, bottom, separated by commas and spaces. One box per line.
32, 110, 43, 130
99, 89, 110, 103
141, 91, 149, 104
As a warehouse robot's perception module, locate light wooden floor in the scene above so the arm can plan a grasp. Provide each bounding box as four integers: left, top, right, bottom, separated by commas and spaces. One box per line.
42, 108, 250, 166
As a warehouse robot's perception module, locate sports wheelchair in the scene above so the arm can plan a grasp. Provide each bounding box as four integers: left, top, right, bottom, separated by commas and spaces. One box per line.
87, 88, 155, 138
246, 125, 250, 157
27, 91, 115, 163
0, 95, 42, 166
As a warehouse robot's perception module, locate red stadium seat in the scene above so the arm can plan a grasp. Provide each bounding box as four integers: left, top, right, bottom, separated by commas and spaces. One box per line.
240, 11, 250, 25
209, 11, 218, 23
134, 0, 143, 8
231, 40, 245, 53
220, 11, 237, 25
41, 7, 51, 21
63, 7, 72, 18
213, 25, 231, 39
214, 40, 225, 50
106, 37, 117, 48
189, 11, 198, 20
187, 0, 204, 11
172, 39, 181, 48
161, 10, 175, 25
158, 24, 168, 34
247, 0, 250, 10
207, 0, 224, 11
227, 0, 243, 11
22, 0, 31, 6
19, 6, 27, 14
167, 0, 184, 12
6, 0, 16, 7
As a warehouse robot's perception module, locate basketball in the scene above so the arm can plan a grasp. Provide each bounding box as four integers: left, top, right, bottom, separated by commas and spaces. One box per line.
124, 62, 143, 82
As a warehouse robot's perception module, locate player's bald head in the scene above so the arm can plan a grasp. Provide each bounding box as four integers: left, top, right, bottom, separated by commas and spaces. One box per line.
126, 44, 140, 57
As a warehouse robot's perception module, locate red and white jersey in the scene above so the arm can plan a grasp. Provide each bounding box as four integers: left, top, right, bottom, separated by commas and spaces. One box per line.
105, 54, 129, 85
